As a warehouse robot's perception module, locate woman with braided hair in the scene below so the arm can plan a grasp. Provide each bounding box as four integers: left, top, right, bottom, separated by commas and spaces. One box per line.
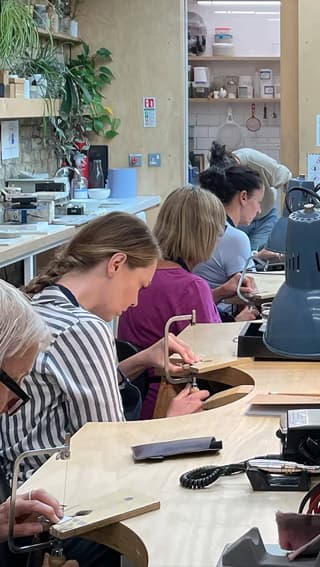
0, 211, 208, 485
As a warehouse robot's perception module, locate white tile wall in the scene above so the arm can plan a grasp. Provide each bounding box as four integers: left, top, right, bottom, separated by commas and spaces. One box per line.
189, 101, 280, 163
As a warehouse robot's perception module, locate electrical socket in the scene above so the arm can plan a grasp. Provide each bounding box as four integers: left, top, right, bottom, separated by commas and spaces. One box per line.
129, 153, 142, 167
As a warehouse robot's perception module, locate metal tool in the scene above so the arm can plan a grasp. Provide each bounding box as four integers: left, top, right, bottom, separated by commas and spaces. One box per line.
164, 309, 197, 385
236, 254, 269, 305
8, 434, 71, 556
247, 459, 320, 475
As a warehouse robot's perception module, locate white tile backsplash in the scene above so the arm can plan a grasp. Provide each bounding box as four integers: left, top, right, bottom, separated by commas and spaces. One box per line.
189, 103, 280, 162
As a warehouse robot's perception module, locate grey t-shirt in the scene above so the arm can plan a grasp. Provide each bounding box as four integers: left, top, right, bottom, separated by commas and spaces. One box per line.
194, 223, 253, 312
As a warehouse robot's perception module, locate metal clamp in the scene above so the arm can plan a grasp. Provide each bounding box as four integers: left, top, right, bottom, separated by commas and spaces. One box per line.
164, 310, 196, 385
8, 434, 71, 555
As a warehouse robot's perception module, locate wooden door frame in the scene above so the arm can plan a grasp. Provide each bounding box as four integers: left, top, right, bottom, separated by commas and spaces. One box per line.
280, 0, 299, 175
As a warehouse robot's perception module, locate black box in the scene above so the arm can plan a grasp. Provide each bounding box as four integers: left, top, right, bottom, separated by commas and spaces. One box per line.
238, 322, 320, 361
238, 321, 292, 360
88, 145, 109, 185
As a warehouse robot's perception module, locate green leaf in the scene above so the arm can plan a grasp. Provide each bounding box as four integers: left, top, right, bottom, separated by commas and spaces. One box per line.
105, 130, 119, 140
96, 48, 112, 59
82, 42, 90, 57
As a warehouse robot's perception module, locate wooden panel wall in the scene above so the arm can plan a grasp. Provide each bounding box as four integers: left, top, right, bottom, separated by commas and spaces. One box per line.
280, 0, 299, 176
78, 0, 185, 201
298, 0, 320, 174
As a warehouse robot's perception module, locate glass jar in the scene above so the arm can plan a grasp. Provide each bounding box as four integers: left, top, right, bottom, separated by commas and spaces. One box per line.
89, 159, 104, 189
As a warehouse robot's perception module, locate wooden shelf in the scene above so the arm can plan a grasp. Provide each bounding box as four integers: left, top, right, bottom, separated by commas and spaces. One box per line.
189, 97, 280, 103
0, 98, 61, 119
188, 55, 280, 62
38, 28, 82, 45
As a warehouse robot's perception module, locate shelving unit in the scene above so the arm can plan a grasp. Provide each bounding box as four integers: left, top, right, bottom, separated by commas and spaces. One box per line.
188, 56, 280, 62
37, 28, 82, 45
0, 99, 60, 119
189, 97, 280, 103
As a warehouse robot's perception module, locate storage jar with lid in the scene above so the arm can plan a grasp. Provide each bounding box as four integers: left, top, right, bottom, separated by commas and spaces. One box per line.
214, 27, 233, 43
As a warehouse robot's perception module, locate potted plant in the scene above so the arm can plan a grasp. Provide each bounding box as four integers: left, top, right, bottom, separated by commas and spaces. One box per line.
49, 42, 120, 163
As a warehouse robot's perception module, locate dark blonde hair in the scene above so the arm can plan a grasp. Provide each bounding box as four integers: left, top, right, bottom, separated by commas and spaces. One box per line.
24, 212, 160, 296
154, 186, 226, 265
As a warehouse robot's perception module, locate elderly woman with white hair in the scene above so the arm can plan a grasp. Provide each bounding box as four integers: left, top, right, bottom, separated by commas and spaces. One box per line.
0, 279, 77, 567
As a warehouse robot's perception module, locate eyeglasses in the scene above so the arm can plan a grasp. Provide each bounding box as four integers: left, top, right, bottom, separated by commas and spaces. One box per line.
0, 369, 30, 416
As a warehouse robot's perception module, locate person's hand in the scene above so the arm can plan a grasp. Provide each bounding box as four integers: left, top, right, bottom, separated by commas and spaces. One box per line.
166, 384, 209, 417
0, 488, 63, 543
143, 333, 200, 374
215, 273, 257, 301
42, 553, 79, 567
256, 248, 285, 263
235, 305, 259, 322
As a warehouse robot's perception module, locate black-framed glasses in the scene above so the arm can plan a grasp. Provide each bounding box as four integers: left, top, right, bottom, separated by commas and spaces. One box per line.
0, 369, 30, 416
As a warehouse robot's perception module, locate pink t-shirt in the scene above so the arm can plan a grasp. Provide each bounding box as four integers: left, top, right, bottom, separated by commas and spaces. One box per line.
118, 267, 221, 418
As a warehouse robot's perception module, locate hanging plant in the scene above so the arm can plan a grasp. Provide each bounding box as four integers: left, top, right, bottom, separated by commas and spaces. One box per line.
0, 0, 40, 68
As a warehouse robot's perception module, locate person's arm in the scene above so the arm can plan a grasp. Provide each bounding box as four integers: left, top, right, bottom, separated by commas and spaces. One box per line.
119, 333, 200, 380
0, 489, 62, 543
47, 319, 125, 429
212, 273, 257, 303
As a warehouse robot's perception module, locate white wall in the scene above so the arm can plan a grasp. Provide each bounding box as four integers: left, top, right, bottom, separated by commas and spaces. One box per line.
188, 0, 280, 56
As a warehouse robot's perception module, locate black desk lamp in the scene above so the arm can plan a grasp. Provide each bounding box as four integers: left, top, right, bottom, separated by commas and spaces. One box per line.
263, 202, 320, 358
266, 186, 320, 254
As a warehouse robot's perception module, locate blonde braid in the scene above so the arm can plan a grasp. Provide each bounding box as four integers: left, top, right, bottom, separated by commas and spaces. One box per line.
23, 249, 83, 296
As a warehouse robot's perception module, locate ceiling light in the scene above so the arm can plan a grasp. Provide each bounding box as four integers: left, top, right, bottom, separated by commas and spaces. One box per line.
197, 1, 280, 5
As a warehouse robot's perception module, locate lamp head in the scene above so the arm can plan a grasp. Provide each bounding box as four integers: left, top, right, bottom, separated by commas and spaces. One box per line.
263, 203, 320, 358
266, 186, 320, 253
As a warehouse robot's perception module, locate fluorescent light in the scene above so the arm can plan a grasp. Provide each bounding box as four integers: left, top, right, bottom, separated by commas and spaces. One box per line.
197, 1, 280, 5
230, 10, 255, 13
259, 11, 280, 14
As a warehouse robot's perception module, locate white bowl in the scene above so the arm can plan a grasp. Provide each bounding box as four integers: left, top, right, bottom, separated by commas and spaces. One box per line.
88, 188, 111, 200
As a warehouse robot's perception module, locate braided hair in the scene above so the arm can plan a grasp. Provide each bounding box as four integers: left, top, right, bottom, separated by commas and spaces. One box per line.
24, 211, 160, 296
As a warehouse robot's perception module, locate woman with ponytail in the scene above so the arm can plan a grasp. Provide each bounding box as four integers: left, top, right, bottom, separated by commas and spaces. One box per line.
194, 164, 264, 318
0, 212, 208, 484
207, 141, 292, 250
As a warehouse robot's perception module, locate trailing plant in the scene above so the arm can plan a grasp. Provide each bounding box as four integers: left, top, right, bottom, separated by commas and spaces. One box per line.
49, 42, 120, 162
0, 0, 40, 68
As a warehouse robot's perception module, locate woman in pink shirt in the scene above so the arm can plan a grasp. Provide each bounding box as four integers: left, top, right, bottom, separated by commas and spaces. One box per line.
118, 186, 226, 418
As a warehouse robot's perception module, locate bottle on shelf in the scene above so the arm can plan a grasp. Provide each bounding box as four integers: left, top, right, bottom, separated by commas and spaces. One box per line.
89, 159, 104, 188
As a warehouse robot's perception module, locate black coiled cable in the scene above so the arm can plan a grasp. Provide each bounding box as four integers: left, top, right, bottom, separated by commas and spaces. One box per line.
179, 462, 246, 489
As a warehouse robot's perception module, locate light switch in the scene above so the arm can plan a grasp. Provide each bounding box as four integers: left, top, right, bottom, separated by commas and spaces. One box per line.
148, 153, 161, 167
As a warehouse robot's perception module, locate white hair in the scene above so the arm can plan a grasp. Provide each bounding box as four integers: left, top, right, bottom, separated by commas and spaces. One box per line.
0, 279, 51, 366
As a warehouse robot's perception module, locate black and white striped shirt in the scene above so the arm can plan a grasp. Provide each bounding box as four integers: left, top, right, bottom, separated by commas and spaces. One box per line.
0, 286, 124, 482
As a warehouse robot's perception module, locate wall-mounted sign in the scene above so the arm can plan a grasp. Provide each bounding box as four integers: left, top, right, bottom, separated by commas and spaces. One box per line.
1, 120, 19, 160
143, 97, 156, 127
